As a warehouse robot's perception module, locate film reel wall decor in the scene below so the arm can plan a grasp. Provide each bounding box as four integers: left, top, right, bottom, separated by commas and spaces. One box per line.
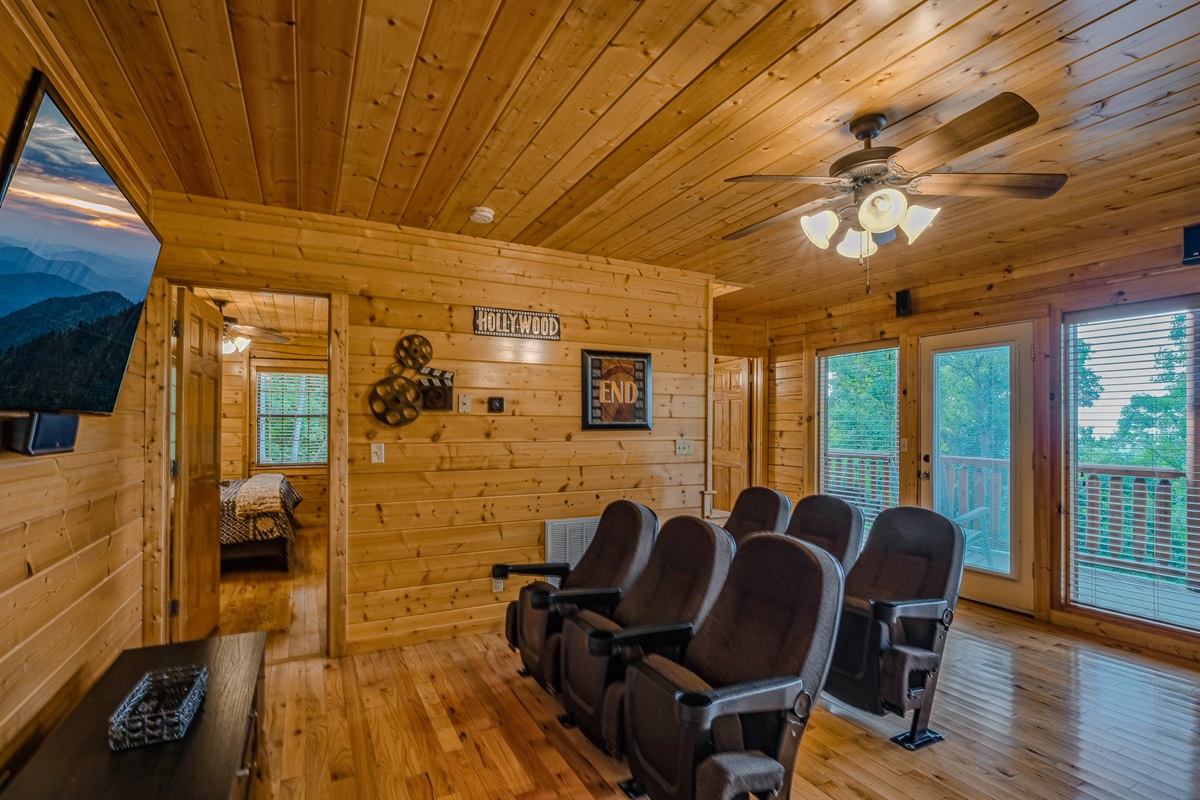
368, 333, 456, 427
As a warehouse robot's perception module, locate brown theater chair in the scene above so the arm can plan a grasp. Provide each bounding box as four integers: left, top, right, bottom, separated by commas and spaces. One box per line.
824, 506, 965, 750
784, 493, 865, 573
556, 516, 735, 754
620, 534, 844, 800
721, 486, 792, 543
492, 499, 657, 692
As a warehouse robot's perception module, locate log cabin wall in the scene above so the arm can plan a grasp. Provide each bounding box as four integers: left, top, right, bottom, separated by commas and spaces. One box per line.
0, 6, 157, 773
754, 227, 1198, 659
151, 193, 711, 655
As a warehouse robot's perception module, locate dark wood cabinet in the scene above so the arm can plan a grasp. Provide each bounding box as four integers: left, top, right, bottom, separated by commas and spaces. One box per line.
2, 632, 266, 800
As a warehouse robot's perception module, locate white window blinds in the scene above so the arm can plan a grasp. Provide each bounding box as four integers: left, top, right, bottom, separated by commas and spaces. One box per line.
818, 346, 899, 529
257, 371, 328, 466
1066, 303, 1199, 633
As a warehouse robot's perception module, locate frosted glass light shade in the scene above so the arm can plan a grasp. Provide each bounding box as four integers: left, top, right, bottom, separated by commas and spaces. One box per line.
222, 338, 237, 356
858, 187, 908, 233
899, 204, 940, 243
836, 228, 877, 259
234, 336, 252, 352
800, 209, 839, 249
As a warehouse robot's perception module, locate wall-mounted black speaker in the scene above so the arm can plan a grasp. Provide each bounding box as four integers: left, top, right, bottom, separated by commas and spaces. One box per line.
2, 412, 80, 456
896, 288, 913, 317
1184, 224, 1200, 265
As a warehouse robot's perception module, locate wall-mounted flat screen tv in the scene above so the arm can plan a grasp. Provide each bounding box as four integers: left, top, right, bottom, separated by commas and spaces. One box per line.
0, 70, 160, 414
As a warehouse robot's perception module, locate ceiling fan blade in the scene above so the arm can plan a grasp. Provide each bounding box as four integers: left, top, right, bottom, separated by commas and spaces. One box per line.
891, 92, 1040, 176
909, 172, 1068, 199
227, 322, 291, 344
722, 195, 843, 241
726, 174, 840, 184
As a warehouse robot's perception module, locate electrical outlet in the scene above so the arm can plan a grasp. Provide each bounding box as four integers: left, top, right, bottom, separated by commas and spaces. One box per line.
675, 439, 694, 456
492, 578, 504, 592
370, 443, 385, 463
458, 393, 471, 414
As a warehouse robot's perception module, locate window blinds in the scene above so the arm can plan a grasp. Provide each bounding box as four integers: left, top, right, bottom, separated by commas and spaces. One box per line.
1065, 304, 1199, 633
818, 346, 900, 529
257, 371, 328, 466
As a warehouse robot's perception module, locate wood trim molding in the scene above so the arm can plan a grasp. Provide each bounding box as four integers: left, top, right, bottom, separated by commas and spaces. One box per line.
327, 292, 349, 658
141, 277, 170, 645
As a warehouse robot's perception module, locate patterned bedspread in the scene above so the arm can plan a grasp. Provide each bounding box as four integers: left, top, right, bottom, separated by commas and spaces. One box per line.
219, 475, 303, 544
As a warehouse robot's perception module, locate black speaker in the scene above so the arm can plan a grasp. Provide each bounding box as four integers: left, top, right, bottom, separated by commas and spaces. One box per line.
896, 288, 913, 317
1184, 224, 1200, 265
2, 412, 80, 456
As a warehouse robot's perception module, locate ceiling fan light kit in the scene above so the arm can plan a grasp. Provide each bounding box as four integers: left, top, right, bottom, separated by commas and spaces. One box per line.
727, 92, 1067, 262
221, 335, 252, 356
800, 209, 839, 248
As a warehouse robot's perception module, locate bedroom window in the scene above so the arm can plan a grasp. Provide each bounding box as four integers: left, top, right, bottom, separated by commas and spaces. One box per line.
256, 370, 328, 466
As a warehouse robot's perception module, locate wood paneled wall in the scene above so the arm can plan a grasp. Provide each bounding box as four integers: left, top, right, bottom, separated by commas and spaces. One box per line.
151, 193, 710, 654
753, 227, 1198, 659
0, 2, 154, 774
0, 324, 148, 772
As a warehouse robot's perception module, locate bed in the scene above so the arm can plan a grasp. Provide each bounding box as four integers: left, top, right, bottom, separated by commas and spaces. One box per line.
219, 473, 303, 570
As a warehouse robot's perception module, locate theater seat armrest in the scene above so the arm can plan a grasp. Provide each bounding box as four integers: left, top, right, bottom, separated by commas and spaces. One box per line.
871, 598, 949, 623
491, 562, 571, 581
540, 587, 622, 612
676, 676, 807, 729
587, 622, 693, 656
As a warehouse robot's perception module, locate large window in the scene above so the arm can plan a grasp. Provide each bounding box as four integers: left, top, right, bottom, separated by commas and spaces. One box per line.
818, 345, 899, 528
1065, 302, 1199, 632
256, 370, 328, 466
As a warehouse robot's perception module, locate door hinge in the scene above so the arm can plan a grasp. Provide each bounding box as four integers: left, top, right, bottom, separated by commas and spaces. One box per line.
748, 441, 754, 453
169, 599, 180, 617
170, 459, 181, 478
171, 319, 182, 337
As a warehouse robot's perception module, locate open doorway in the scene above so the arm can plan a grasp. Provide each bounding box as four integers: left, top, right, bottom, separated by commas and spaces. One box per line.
171, 286, 330, 660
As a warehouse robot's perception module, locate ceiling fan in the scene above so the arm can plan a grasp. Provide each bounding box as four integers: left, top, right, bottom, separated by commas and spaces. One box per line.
723, 92, 1068, 253
213, 299, 290, 354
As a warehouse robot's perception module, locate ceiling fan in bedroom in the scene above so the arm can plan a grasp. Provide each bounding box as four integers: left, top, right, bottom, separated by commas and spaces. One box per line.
723, 92, 1068, 258
213, 299, 290, 355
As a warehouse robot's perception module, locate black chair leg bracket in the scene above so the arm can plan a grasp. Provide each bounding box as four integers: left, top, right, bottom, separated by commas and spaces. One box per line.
557, 713, 575, 729
516, 667, 530, 677
618, 778, 646, 798
891, 727, 945, 750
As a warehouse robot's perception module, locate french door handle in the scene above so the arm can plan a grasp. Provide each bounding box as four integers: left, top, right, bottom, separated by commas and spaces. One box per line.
918, 470, 931, 481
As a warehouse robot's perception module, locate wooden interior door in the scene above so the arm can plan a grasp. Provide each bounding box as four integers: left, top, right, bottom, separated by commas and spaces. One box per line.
712, 356, 751, 512
171, 289, 224, 641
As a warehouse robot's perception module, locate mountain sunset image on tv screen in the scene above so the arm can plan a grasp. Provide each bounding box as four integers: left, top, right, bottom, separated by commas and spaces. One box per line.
0, 74, 161, 414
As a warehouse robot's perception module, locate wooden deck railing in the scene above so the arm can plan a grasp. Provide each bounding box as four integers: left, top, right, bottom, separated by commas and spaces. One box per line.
1074, 463, 1195, 587
827, 450, 1198, 589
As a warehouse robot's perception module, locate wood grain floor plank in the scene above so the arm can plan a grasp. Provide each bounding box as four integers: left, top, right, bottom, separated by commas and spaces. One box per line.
222, 538, 1200, 800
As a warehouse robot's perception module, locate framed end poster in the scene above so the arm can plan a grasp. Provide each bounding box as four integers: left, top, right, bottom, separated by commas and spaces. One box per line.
582, 350, 651, 430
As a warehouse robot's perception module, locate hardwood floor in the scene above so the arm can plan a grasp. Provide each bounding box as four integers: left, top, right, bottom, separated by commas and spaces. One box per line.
218, 521, 328, 664
221, 550, 1200, 799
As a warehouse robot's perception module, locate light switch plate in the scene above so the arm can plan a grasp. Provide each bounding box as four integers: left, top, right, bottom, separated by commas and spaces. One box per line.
370, 443, 385, 463
458, 393, 471, 414
675, 439, 694, 455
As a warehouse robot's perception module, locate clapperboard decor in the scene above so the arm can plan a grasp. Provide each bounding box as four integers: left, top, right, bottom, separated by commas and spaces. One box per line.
367, 333, 456, 427
417, 366, 454, 411
473, 306, 560, 340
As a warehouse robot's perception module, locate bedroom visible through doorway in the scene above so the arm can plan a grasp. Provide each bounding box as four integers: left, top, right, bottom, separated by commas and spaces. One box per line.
181, 287, 331, 661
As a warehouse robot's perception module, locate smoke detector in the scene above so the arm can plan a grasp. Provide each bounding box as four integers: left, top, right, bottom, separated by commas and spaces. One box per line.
469, 206, 495, 224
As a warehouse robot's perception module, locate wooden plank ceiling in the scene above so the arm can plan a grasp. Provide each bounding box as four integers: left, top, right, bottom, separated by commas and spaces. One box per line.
192, 287, 328, 338
23, 0, 1200, 321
